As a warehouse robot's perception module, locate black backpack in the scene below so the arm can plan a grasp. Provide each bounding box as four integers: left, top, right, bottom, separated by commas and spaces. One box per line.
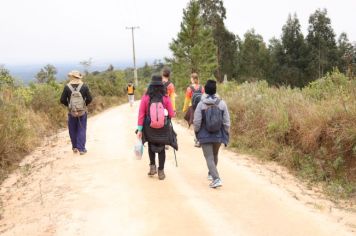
190, 85, 203, 109
204, 99, 223, 133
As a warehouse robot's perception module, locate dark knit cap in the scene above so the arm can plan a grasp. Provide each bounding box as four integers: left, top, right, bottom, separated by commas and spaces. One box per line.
204, 80, 217, 95
150, 75, 163, 86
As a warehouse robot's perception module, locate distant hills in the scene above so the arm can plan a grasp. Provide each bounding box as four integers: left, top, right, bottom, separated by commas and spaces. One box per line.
5, 62, 132, 84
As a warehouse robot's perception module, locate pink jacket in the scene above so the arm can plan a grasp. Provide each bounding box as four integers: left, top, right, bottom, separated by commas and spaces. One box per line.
138, 94, 175, 127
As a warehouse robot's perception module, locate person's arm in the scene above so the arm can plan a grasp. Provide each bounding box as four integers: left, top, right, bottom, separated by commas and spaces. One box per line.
193, 102, 203, 132
137, 95, 148, 129
170, 93, 176, 111
164, 96, 175, 118
60, 85, 69, 107
221, 101, 230, 133
84, 85, 93, 105
168, 86, 176, 111
182, 87, 192, 112
136, 96, 148, 139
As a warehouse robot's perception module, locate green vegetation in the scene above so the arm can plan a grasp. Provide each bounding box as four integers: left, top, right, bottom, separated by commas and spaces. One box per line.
223, 72, 355, 197
167, 1, 355, 87
168, 0, 217, 88
168, 1, 355, 198
0, 65, 130, 182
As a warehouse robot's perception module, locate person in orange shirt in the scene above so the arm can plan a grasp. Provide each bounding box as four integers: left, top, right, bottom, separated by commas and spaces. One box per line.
182, 72, 205, 113
162, 68, 176, 112
182, 72, 205, 147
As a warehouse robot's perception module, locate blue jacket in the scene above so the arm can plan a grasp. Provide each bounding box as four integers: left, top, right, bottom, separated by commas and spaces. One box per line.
193, 94, 230, 145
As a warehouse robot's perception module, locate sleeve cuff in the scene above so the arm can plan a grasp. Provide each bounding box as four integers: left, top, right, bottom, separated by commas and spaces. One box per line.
137, 126, 143, 131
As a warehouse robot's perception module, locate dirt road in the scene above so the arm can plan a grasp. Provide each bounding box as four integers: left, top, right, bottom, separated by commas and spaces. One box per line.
0, 102, 355, 236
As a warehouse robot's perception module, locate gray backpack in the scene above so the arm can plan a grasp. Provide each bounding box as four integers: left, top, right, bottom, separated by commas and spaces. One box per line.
68, 83, 86, 117
204, 99, 223, 133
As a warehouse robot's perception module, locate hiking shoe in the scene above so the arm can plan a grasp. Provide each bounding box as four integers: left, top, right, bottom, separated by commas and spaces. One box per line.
207, 174, 213, 181
209, 178, 222, 188
194, 140, 201, 148
148, 165, 157, 176
72, 148, 78, 153
79, 149, 87, 155
158, 169, 166, 180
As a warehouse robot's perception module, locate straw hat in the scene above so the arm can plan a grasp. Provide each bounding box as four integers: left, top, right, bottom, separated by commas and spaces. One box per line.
68, 70, 83, 84
68, 70, 83, 79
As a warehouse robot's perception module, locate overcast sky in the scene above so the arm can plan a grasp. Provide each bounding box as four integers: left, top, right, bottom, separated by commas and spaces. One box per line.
1, 0, 355, 66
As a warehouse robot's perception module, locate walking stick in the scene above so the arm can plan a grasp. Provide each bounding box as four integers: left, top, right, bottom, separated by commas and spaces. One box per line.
173, 148, 178, 167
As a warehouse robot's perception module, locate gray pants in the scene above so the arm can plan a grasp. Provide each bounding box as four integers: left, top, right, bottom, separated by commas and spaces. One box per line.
128, 95, 134, 105
201, 143, 221, 180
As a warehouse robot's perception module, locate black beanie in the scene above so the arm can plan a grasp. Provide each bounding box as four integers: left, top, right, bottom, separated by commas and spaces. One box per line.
204, 80, 217, 95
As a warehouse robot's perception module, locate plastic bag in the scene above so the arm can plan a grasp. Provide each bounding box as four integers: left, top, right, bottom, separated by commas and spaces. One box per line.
134, 139, 144, 160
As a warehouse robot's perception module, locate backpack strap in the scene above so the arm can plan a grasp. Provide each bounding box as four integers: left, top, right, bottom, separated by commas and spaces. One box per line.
67, 83, 83, 92
76, 83, 84, 92
215, 98, 221, 106
190, 85, 202, 94
165, 81, 172, 87
67, 84, 75, 92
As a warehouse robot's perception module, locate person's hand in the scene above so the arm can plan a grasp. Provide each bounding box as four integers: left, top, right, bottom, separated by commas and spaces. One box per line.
137, 131, 143, 140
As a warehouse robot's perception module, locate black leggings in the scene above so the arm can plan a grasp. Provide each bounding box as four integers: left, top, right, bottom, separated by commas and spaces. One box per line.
148, 143, 166, 170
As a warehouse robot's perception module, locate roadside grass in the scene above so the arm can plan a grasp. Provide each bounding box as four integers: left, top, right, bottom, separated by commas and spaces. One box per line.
175, 71, 356, 199
0, 72, 130, 183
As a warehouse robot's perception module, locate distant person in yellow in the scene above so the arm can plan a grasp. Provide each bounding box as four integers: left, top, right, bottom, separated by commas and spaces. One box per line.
127, 82, 135, 107
162, 68, 176, 112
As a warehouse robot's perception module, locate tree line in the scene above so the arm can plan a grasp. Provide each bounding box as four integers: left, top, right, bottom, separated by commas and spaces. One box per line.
168, 0, 355, 87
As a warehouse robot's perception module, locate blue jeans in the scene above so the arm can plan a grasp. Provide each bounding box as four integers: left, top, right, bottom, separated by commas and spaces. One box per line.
68, 113, 87, 152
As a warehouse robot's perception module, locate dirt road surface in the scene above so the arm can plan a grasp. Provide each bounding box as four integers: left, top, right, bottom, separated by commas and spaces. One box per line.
0, 102, 355, 236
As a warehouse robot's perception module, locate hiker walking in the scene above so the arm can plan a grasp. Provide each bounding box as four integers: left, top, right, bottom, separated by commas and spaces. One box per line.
60, 70, 92, 155
162, 68, 176, 150
127, 82, 135, 107
193, 80, 230, 188
162, 68, 176, 112
182, 72, 205, 147
136, 75, 175, 180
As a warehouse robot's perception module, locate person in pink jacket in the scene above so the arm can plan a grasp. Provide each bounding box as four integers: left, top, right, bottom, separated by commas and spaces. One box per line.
137, 75, 175, 180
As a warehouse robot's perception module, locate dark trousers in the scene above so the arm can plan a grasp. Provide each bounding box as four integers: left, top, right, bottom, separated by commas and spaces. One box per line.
68, 113, 87, 152
148, 144, 166, 170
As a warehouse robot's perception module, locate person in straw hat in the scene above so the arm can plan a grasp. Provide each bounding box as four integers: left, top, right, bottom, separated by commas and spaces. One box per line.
60, 70, 92, 155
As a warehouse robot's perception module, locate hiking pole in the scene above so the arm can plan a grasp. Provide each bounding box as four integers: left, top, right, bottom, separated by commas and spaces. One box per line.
173, 148, 178, 167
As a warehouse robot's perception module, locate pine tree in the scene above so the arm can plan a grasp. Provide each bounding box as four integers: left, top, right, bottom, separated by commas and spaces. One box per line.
273, 14, 309, 87
168, 0, 217, 87
306, 9, 338, 79
337, 32, 354, 75
198, 0, 238, 81
236, 29, 270, 82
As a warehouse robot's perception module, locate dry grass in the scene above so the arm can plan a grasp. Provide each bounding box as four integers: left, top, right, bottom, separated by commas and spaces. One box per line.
217, 72, 356, 198
0, 82, 127, 183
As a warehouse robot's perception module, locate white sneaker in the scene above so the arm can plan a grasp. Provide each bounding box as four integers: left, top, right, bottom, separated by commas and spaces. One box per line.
209, 178, 222, 188
207, 174, 213, 181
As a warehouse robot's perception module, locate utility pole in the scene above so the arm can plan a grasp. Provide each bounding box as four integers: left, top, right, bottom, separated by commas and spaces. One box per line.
126, 26, 139, 86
